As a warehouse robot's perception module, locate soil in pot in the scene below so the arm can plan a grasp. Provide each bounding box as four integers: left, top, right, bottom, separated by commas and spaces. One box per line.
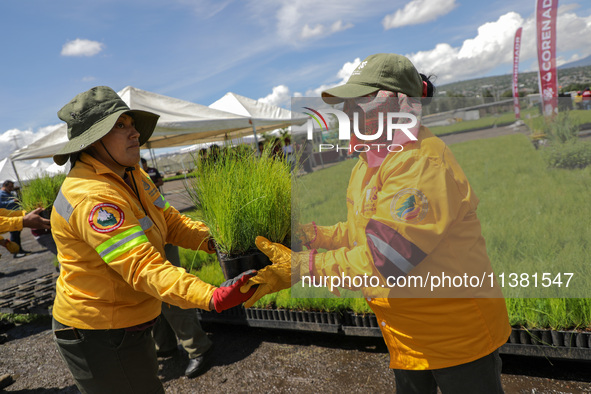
215, 248, 272, 280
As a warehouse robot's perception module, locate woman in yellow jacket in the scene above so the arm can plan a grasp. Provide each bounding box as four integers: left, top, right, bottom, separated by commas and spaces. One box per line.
50, 86, 256, 394
245, 54, 510, 393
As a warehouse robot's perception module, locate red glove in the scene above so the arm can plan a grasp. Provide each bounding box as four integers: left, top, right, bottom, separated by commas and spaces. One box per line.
212, 270, 257, 313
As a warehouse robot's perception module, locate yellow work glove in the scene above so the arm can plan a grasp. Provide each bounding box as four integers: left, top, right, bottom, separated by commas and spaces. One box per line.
0, 238, 20, 254
240, 236, 310, 308
294, 222, 318, 249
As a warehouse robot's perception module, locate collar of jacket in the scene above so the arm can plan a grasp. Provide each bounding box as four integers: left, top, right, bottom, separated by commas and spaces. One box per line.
77, 152, 140, 177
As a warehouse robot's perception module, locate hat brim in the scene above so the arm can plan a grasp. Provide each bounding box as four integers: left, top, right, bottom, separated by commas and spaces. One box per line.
321, 84, 380, 104
53, 109, 159, 166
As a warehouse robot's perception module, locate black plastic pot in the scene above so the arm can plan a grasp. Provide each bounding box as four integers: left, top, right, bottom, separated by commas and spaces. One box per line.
40, 208, 52, 220
215, 248, 272, 280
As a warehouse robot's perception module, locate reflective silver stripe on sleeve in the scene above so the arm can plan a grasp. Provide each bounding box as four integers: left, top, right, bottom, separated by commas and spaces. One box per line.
138, 216, 153, 231
367, 233, 414, 275
53, 188, 74, 223
153, 196, 166, 209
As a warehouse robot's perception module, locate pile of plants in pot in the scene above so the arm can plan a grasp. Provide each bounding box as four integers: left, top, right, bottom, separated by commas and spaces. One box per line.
187, 143, 298, 280
18, 172, 66, 257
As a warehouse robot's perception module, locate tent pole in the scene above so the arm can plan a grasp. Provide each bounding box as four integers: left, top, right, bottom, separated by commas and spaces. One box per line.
9, 158, 24, 187
251, 121, 259, 148
148, 144, 157, 168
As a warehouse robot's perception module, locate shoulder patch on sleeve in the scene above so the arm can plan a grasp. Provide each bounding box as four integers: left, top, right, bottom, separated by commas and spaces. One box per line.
88, 203, 125, 233
390, 188, 428, 223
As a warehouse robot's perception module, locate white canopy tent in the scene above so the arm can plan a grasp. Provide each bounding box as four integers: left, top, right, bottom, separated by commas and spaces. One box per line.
10, 124, 69, 162
9, 87, 310, 184
209, 92, 308, 145
10, 86, 254, 162
0, 157, 51, 185
119, 86, 253, 148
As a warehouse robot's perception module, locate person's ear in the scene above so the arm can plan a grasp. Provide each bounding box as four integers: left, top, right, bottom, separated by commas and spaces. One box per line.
422, 81, 428, 97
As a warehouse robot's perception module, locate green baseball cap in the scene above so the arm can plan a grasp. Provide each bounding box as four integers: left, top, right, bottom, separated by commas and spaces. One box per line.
322, 53, 423, 102
53, 86, 160, 166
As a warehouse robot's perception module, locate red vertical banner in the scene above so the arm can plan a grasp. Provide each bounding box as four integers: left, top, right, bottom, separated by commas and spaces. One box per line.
536, 0, 558, 116
513, 27, 523, 119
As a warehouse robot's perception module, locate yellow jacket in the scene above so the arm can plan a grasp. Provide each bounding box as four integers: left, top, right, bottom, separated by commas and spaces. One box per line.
309, 127, 510, 370
51, 153, 216, 329
0, 208, 24, 234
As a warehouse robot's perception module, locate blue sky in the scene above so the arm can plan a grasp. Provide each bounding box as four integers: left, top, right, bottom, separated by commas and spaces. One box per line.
1, 0, 590, 161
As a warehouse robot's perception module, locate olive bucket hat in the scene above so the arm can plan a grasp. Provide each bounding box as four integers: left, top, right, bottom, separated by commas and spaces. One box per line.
53, 86, 160, 165
322, 53, 423, 102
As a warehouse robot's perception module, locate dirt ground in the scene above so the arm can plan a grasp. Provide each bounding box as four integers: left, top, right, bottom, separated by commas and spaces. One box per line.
2, 317, 591, 393
2, 124, 591, 393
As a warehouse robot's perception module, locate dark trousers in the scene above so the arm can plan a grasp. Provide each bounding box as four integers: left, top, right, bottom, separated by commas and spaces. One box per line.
9, 231, 22, 251
393, 350, 504, 394
52, 317, 164, 394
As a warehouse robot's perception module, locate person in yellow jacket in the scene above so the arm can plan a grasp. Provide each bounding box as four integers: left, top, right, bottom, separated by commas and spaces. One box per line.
0, 207, 50, 235
50, 86, 256, 394
243, 54, 511, 393
1, 208, 50, 267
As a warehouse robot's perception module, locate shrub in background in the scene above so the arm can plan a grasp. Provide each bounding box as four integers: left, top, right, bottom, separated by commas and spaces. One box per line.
541, 140, 591, 169
537, 111, 591, 169
542, 111, 580, 144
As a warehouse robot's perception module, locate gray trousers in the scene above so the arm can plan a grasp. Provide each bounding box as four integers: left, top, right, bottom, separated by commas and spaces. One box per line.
152, 244, 212, 358
393, 350, 504, 394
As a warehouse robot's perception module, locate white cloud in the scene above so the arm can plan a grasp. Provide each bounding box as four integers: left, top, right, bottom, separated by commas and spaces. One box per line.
301, 24, 324, 39
301, 19, 353, 39
457, 12, 523, 60
259, 85, 293, 107
407, 8, 591, 84
330, 20, 354, 33
0, 124, 62, 161
61, 39, 104, 57
556, 8, 591, 54
304, 57, 362, 97
262, 6, 591, 104
263, 0, 380, 42
382, 0, 457, 29
260, 57, 362, 107
407, 12, 524, 82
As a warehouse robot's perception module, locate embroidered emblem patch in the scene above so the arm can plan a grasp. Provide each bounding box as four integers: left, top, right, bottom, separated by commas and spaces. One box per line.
362, 186, 378, 214
390, 188, 428, 223
89, 203, 124, 233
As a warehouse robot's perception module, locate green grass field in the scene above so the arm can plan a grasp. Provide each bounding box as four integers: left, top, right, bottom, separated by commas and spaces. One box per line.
181, 132, 591, 328
429, 107, 591, 136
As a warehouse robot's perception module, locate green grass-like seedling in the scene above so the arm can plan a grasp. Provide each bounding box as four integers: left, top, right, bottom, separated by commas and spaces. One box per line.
187, 146, 298, 256
18, 173, 66, 212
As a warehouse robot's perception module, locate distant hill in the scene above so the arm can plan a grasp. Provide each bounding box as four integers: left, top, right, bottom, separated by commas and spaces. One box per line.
559, 54, 591, 69
438, 64, 591, 98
